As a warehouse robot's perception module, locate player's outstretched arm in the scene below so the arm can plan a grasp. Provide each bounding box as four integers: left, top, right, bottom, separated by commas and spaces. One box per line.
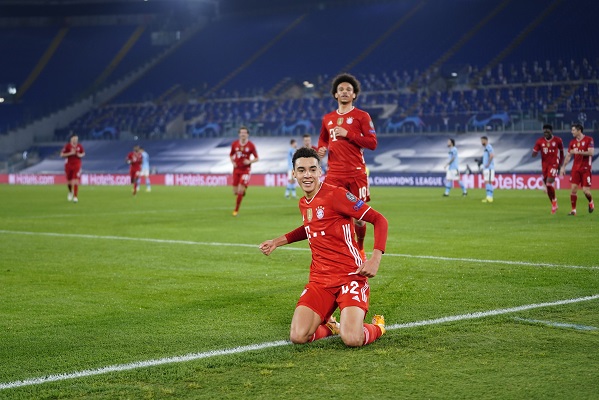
260, 225, 307, 256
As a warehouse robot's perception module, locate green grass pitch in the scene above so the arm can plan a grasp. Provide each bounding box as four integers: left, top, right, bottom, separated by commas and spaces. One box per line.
0, 184, 598, 399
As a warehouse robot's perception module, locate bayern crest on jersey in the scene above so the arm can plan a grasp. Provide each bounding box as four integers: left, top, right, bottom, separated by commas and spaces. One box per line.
347, 117, 354, 124
316, 206, 325, 219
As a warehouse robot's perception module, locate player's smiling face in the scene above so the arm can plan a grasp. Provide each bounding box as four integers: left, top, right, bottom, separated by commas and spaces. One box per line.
293, 157, 321, 197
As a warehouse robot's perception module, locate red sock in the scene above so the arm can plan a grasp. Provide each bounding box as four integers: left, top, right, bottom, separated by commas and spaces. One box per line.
570, 194, 577, 210
362, 323, 384, 346
309, 324, 333, 342
235, 193, 244, 212
355, 224, 367, 250
546, 185, 555, 202
74, 185, 78, 197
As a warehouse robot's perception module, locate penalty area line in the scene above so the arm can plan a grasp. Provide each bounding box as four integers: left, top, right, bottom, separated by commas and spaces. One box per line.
1, 294, 598, 390
0, 230, 597, 270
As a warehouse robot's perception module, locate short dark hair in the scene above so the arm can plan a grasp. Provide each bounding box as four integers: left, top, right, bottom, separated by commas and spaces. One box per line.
449, 138, 455, 146
481, 136, 488, 140
290, 139, 296, 145
571, 123, 584, 133
292, 147, 320, 169
331, 73, 360, 99
543, 124, 553, 131
239, 126, 250, 134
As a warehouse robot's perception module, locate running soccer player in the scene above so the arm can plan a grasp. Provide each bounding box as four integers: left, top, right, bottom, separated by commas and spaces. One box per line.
260, 147, 387, 347
532, 124, 564, 214
230, 126, 259, 216
126, 145, 142, 195
60, 133, 85, 203
317, 73, 377, 256
559, 123, 594, 215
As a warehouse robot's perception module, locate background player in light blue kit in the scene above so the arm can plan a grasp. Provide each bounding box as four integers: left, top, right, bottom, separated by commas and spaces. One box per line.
284, 139, 297, 198
480, 136, 495, 203
443, 138, 467, 197
140, 146, 151, 192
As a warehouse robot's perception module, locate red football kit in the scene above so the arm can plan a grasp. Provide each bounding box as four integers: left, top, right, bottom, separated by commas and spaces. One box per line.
62, 142, 84, 180
284, 182, 388, 320
532, 136, 564, 179
230, 140, 258, 187
127, 151, 142, 182
318, 107, 377, 201
567, 135, 594, 186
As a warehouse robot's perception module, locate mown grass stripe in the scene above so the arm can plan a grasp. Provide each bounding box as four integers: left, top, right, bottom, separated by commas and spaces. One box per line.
1, 294, 598, 390
1, 229, 597, 270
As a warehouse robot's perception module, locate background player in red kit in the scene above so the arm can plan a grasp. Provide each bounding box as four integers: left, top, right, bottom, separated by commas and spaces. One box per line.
532, 124, 564, 214
260, 147, 388, 347
559, 123, 594, 215
126, 145, 142, 195
317, 73, 377, 257
230, 126, 259, 216
60, 133, 85, 203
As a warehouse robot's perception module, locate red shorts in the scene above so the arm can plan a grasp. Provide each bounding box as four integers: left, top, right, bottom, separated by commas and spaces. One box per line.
296, 279, 370, 323
541, 164, 559, 181
130, 168, 141, 183
65, 164, 81, 181
324, 173, 370, 202
570, 169, 592, 187
232, 170, 250, 187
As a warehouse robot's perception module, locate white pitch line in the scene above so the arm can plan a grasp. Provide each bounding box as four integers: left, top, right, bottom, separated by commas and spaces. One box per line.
1, 230, 598, 270
1, 294, 597, 390
383, 253, 599, 270
513, 317, 598, 331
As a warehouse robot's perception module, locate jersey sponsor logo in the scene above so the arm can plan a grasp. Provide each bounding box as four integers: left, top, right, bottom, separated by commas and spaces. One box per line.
353, 199, 365, 211
346, 191, 357, 202
347, 117, 354, 125
306, 208, 313, 222
337, 118, 344, 125
316, 206, 325, 219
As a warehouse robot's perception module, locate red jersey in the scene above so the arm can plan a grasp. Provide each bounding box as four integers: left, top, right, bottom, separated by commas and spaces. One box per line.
230, 140, 258, 173
127, 151, 142, 171
62, 143, 84, 168
568, 135, 594, 171
532, 136, 564, 168
318, 107, 377, 178
294, 182, 384, 287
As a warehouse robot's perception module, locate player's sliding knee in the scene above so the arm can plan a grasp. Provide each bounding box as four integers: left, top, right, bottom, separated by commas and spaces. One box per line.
289, 329, 312, 344
340, 332, 364, 347
289, 332, 309, 344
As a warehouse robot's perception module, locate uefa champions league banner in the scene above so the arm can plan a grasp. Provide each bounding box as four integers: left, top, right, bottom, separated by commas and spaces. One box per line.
3, 173, 596, 189
368, 173, 572, 190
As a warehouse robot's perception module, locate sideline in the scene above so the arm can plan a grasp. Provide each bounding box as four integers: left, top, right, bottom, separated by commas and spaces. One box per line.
1, 230, 597, 270
1, 294, 598, 390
